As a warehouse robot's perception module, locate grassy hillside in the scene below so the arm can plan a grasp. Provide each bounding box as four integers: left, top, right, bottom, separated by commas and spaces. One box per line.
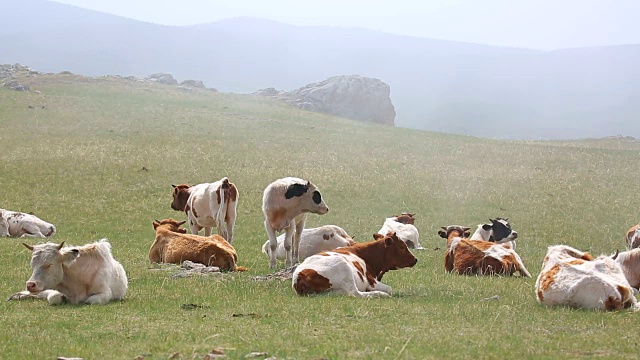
1, 74, 640, 359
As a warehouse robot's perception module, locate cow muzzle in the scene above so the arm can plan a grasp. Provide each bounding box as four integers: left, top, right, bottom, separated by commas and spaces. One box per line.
26, 281, 39, 293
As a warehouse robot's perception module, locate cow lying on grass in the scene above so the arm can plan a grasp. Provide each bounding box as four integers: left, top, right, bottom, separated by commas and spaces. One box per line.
470, 218, 518, 249
261, 225, 355, 261
625, 224, 640, 250
8, 239, 127, 305
292, 232, 417, 297
171, 177, 239, 243
439, 225, 531, 277
377, 213, 424, 250
150, 218, 247, 272
535, 245, 638, 311
262, 177, 329, 269
0, 209, 56, 238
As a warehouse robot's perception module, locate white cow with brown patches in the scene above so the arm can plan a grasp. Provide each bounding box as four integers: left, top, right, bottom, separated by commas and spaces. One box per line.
8, 239, 128, 305
0, 209, 56, 238
262, 177, 329, 269
377, 213, 423, 250
261, 225, 355, 261
292, 232, 417, 297
171, 177, 239, 244
438, 225, 530, 277
535, 245, 638, 311
625, 224, 640, 250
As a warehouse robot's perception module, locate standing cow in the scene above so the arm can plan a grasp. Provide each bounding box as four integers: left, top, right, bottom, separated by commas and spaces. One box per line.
171, 177, 239, 244
262, 177, 329, 269
0, 209, 56, 238
8, 239, 128, 305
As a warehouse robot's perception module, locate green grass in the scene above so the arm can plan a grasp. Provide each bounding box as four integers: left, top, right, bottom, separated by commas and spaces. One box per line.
1, 73, 640, 359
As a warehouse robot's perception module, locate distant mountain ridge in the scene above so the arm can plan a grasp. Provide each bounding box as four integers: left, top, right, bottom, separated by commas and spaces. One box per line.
2, 0, 639, 140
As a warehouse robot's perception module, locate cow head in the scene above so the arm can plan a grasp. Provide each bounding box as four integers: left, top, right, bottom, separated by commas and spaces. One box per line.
22, 242, 77, 293
478, 218, 518, 243
0, 210, 8, 237
438, 225, 472, 239
171, 184, 191, 211
153, 218, 188, 233
393, 213, 416, 225
285, 180, 329, 215
377, 232, 418, 270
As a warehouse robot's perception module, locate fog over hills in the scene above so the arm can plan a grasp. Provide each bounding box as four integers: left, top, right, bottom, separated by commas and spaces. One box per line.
2, 0, 639, 140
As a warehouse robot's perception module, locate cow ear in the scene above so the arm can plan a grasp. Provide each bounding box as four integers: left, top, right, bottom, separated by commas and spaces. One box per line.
482, 224, 492, 230
384, 236, 393, 247
373, 233, 384, 241
62, 248, 80, 263
438, 230, 447, 238
285, 183, 309, 199
22, 243, 34, 251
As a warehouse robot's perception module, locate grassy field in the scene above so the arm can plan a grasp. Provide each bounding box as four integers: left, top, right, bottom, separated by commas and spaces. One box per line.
1, 72, 640, 359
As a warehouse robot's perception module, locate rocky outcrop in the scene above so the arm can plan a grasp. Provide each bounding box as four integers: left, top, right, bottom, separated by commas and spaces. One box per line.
278, 75, 396, 126
253, 87, 283, 97
146, 73, 178, 85
1, 64, 33, 91
180, 79, 206, 88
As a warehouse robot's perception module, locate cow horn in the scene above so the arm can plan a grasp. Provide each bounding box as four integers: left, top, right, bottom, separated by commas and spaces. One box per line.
57, 242, 65, 250
171, 184, 176, 188
22, 243, 34, 251
177, 220, 187, 226
612, 250, 619, 260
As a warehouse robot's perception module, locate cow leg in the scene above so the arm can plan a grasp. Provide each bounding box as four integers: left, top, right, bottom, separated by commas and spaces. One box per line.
19, 225, 46, 238
225, 201, 237, 244
265, 221, 279, 270
188, 216, 199, 235
283, 224, 295, 268
204, 227, 212, 237
7, 290, 67, 305
292, 219, 305, 265
369, 280, 393, 295
85, 291, 113, 305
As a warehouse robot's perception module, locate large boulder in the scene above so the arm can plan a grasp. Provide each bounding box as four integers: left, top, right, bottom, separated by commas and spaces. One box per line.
146, 73, 178, 85
281, 75, 396, 126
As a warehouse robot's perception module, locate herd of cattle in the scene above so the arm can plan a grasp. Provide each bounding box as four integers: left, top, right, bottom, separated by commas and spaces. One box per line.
3, 176, 640, 311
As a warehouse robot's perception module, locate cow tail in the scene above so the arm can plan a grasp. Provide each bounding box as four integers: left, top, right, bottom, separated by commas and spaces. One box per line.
216, 178, 229, 240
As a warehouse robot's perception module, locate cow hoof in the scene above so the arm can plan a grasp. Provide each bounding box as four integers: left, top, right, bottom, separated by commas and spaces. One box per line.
7, 291, 32, 301
48, 293, 66, 305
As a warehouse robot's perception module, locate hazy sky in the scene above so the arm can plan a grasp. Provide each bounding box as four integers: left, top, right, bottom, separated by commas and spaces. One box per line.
53, 0, 640, 50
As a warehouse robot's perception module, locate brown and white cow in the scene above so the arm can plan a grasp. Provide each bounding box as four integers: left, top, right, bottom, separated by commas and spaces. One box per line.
292, 232, 417, 297
438, 225, 531, 277
150, 218, 247, 271
535, 245, 638, 311
625, 224, 640, 250
261, 225, 355, 262
377, 213, 424, 250
8, 239, 128, 305
0, 209, 56, 238
262, 177, 329, 269
171, 177, 239, 244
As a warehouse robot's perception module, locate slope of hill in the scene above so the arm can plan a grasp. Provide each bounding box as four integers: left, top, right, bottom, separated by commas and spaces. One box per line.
1, 0, 639, 140
2, 71, 640, 359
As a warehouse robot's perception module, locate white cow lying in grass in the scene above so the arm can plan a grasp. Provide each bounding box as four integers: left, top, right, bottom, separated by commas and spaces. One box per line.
0, 209, 56, 238
535, 245, 638, 311
8, 239, 128, 305
377, 213, 423, 250
261, 225, 355, 261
